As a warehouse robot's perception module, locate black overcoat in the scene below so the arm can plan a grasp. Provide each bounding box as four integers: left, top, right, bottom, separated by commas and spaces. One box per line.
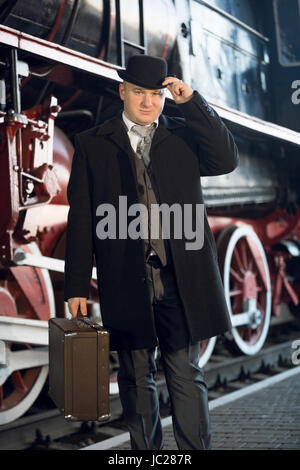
64, 91, 239, 350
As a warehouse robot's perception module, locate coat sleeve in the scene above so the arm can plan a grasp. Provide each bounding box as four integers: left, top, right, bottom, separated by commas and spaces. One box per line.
64, 135, 94, 302
177, 90, 239, 176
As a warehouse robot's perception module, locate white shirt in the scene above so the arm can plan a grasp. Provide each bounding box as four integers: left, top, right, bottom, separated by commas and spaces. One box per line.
122, 111, 158, 153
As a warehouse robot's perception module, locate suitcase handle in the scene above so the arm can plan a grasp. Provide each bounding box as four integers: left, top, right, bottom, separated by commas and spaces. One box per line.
76, 306, 88, 322
75, 306, 107, 333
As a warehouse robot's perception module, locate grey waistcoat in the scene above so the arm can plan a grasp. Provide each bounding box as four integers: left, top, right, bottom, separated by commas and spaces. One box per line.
130, 152, 172, 266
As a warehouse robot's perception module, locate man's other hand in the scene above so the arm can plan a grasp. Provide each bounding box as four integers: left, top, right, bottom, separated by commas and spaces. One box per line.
68, 297, 88, 317
162, 77, 194, 104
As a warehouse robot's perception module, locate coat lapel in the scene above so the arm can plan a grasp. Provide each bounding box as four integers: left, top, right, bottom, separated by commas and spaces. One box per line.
152, 114, 184, 150
96, 111, 132, 155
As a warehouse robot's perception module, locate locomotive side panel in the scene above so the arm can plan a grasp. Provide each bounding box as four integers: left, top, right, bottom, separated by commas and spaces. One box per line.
189, 0, 270, 120
264, 0, 300, 133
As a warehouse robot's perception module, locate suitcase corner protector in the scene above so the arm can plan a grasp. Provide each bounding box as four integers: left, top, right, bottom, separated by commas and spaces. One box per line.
99, 330, 109, 336
98, 413, 111, 422
64, 414, 77, 421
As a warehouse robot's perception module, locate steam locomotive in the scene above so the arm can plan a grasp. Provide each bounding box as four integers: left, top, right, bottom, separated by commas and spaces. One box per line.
0, 0, 300, 425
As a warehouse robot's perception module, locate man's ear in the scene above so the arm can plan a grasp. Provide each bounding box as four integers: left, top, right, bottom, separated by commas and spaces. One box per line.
119, 83, 125, 101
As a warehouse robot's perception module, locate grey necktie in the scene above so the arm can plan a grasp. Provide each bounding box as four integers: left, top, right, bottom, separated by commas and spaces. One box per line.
132, 123, 156, 167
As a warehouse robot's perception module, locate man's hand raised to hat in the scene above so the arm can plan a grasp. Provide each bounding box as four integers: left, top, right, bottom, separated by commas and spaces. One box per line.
162, 77, 194, 104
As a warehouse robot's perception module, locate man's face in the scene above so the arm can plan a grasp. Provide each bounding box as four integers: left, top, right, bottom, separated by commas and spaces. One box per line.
119, 81, 165, 125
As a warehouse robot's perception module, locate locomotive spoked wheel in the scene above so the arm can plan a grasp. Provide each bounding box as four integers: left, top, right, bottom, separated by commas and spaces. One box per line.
217, 225, 272, 355
0, 242, 55, 425
198, 336, 216, 367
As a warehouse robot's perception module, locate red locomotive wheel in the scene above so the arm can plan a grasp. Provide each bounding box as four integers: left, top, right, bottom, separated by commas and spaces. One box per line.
217, 225, 272, 355
198, 336, 216, 367
0, 243, 55, 425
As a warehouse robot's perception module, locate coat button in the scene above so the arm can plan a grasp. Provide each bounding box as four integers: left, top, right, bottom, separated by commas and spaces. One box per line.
141, 277, 146, 283
138, 184, 144, 195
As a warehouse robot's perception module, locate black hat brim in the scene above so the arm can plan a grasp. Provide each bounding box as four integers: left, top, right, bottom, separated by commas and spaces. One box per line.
117, 69, 167, 90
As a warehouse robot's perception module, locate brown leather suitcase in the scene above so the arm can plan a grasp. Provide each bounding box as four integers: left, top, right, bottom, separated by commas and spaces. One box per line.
48, 313, 110, 422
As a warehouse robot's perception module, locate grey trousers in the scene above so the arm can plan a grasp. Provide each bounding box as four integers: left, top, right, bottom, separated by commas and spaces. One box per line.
116, 261, 211, 450
117, 342, 212, 450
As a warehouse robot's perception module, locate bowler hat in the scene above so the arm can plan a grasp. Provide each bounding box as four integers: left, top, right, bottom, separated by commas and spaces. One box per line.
117, 55, 167, 89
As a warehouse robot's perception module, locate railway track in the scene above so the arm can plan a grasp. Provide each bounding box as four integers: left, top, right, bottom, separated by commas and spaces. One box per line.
0, 323, 299, 450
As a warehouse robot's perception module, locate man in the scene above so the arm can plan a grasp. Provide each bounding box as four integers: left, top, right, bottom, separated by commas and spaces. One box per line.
64, 55, 239, 450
